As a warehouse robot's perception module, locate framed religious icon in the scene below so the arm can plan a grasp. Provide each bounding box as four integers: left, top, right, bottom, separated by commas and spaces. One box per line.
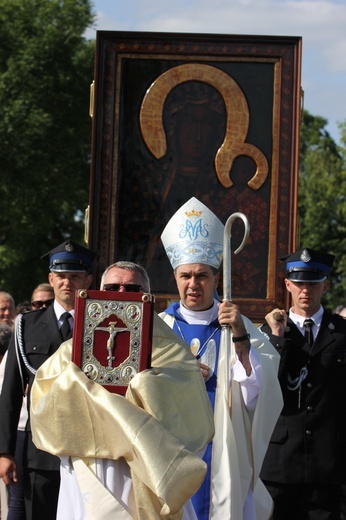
72, 289, 155, 395
87, 31, 302, 321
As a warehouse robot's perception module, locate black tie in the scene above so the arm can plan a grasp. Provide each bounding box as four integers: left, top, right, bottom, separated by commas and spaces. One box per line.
303, 318, 314, 347
60, 312, 72, 341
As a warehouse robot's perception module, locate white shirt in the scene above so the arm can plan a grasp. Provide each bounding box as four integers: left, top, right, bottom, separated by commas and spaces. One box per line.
53, 300, 75, 332
289, 305, 324, 342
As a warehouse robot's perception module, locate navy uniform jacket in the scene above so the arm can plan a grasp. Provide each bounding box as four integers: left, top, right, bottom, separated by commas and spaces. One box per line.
0, 305, 64, 471
260, 310, 346, 485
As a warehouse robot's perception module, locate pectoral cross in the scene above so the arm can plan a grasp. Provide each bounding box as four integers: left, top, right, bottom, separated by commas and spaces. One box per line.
96, 321, 128, 368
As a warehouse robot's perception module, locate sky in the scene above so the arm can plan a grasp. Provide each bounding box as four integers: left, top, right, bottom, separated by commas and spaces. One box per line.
87, 0, 346, 145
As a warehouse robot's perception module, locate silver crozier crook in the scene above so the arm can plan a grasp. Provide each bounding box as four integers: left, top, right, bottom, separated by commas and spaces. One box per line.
211, 212, 251, 514
221, 212, 250, 378
223, 212, 250, 302
211, 213, 251, 515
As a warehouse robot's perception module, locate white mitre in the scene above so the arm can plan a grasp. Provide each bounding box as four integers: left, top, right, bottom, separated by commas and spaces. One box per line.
161, 197, 224, 270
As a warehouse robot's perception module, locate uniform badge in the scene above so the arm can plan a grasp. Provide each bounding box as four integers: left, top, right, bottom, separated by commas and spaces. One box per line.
300, 249, 311, 263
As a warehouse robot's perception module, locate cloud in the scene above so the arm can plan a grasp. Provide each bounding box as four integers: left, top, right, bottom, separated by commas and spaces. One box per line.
97, 1, 346, 74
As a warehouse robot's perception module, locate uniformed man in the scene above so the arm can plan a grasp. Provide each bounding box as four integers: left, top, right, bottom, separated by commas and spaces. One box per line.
0, 240, 95, 520
260, 247, 346, 519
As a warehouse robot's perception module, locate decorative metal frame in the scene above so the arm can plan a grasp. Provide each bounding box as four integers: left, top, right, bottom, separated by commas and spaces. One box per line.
72, 289, 154, 394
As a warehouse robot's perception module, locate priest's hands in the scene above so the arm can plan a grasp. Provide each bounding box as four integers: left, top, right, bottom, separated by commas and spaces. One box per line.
197, 361, 210, 381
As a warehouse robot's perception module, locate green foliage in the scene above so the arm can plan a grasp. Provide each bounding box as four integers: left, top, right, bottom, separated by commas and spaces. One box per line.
298, 110, 346, 310
1, 2, 345, 314
0, 0, 96, 302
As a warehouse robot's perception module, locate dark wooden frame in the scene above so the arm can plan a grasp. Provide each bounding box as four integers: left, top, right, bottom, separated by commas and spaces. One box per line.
87, 31, 302, 321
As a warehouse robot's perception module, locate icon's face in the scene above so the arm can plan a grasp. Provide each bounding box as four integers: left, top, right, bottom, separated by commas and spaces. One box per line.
175, 104, 224, 163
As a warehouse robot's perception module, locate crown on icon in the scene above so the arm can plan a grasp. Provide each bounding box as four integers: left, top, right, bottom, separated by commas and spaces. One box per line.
185, 209, 203, 218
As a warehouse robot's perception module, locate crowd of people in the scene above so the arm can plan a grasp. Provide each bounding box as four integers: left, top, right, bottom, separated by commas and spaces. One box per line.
0, 283, 58, 520
0, 197, 345, 520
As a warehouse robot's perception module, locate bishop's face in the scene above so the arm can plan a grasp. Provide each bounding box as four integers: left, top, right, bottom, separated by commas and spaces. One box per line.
174, 263, 219, 312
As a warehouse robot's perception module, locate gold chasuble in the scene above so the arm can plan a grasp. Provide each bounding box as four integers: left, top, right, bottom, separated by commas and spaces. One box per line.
30, 314, 214, 519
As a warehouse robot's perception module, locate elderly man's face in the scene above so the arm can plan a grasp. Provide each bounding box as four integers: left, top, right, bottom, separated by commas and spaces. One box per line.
102, 267, 144, 292
174, 263, 219, 311
0, 296, 15, 326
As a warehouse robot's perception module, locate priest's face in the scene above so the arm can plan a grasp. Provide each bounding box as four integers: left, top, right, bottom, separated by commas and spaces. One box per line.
174, 263, 219, 311
101, 267, 145, 292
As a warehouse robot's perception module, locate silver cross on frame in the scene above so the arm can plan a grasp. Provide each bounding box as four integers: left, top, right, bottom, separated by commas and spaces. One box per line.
95, 321, 129, 368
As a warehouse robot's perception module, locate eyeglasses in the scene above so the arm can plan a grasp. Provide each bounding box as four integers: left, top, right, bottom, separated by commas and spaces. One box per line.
31, 299, 54, 310
103, 283, 142, 292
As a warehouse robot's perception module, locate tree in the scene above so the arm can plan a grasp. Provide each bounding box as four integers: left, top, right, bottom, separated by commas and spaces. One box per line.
0, 0, 96, 302
298, 110, 346, 309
